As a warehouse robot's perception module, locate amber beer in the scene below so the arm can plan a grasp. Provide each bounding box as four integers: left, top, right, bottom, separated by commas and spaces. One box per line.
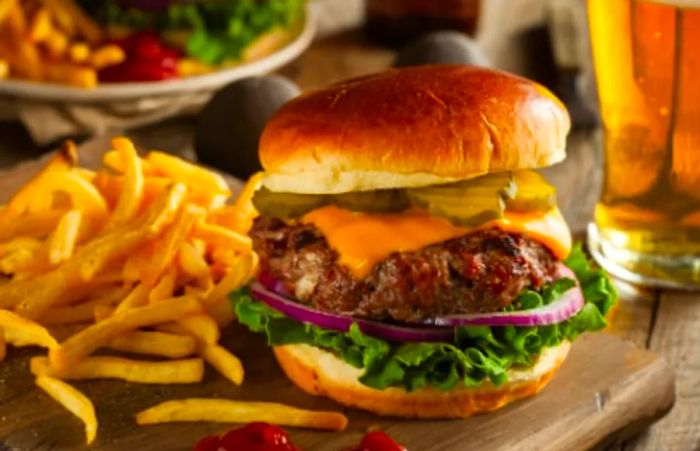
587, 0, 700, 287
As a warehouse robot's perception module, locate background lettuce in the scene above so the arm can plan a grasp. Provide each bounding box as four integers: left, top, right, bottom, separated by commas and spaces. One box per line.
232, 244, 616, 391
81, 0, 306, 64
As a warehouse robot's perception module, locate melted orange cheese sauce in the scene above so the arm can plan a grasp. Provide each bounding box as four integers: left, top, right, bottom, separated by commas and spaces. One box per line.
302, 205, 572, 278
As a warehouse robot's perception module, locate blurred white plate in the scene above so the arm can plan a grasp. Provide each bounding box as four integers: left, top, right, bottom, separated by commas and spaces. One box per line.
0, 5, 316, 103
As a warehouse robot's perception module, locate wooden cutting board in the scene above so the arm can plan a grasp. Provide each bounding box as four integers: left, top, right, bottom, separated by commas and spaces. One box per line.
0, 329, 675, 451
0, 141, 675, 450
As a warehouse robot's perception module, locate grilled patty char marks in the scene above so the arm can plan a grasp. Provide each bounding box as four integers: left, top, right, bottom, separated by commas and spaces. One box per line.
251, 217, 559, 323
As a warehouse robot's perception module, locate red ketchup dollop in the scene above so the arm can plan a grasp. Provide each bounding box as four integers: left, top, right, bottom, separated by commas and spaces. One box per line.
99, 31, 180, 82
194, 422, 300, 451
349, 431, 406, 451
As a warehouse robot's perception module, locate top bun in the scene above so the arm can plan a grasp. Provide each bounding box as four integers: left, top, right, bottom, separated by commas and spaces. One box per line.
259, 65, 570, 194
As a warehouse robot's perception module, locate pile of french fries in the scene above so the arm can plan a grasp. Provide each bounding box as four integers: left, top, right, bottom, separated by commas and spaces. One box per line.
0, 0, 124, 87
0, 137, 347, 445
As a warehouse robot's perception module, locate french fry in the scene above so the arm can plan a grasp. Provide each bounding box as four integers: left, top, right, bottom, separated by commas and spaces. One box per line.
41, 298, 115, 325
0, 309, 58, 349
1, 141, 76, 219
149, 266, 178, 303
41, 0, 102, 44
204, 252, 256, 326
68, 42, 89, 63
44, 28, 68, 57
89, 44, 124, 69
144, 182, 187, 234
50, 295, 200, 369
177, 313, 219, 345
205, 252, 256, 306
229, 171, 263, 233
121, 243, 156, 282
108, 330, 196, 358
4, 6, 43, 80
92, 305, 114, 322
0, 237, 43, 257
95, 173, 169, 209
40, 0, 76, 37
141, 203, 205, 286
85, 282, 132, 305
0, 0, 17, 26
2, 209, 68, 241
107, 137, 144, 227
200, 344, 244, 385
28, 7, 52, 42
32, 355, 204, 384
35, 376, 98, 445
114, 283, 168, 316
0, 58, 7, 79
177, 58, 214, 77
43, 60, 97, 88
103, 149, 156, 175
0, 245, 50, 275
135, 399, 349, 431
177, 240, 209, 279
25, 170, 107, 218
209, 172, 263, 233
146, 151, 230, 196
192, 222, 252, 253
77, 223, 152, 282
48, 209, 82, 264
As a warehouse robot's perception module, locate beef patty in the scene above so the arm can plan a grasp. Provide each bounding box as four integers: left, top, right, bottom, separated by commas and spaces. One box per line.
251, 217, 560, 323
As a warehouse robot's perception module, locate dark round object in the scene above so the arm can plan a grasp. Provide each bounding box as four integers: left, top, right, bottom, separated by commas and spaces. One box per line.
195, 75, 300, 179
394, 31, 490, 68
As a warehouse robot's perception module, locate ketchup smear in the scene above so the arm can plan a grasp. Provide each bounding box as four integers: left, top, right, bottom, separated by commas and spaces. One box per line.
347, 431, 407, 451
99, 31, 180, 82
194, 424, 405, 451
194, 422, 300, 451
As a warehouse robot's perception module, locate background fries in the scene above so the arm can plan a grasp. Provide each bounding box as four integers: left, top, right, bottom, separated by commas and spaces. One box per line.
0, 137, 260, 444
0, 0, 123, 87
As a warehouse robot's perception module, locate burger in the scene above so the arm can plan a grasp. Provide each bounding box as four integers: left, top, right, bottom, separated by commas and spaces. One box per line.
232, 65, 616, 418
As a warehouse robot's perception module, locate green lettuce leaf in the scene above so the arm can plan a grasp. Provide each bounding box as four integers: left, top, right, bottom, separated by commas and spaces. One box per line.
231, 243, 616, 391
82, 0, 306, 64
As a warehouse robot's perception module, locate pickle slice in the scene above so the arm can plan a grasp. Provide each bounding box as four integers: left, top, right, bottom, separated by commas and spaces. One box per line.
252, 187, 410, 218
252, 187, 327, 218
427, 198, 505, 227
506, 170, 557, 212
408, 172, 514, 226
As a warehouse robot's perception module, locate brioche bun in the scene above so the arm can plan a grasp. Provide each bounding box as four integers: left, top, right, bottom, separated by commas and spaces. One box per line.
259, 65, 570, 194
273, 341, 570, 419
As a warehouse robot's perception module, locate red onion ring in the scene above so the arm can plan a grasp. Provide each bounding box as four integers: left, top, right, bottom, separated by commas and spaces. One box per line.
250, 263, 584, 342
250, 282, 454, 342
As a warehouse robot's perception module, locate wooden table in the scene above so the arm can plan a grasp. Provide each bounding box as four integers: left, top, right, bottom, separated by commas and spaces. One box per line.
0, 29, 696, 451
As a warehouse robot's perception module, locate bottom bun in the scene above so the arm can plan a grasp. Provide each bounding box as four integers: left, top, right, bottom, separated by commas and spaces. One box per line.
273, 341, 570, 418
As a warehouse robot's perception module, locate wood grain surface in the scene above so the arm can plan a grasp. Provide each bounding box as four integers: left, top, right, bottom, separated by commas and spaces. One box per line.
0, 329, 674, 451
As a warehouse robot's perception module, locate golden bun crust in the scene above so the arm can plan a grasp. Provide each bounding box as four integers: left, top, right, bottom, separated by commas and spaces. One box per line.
273, 341, 570, 419
260, 65, 570, 194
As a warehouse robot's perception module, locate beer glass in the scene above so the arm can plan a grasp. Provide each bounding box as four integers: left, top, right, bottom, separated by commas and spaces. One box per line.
587, 0, 700, 287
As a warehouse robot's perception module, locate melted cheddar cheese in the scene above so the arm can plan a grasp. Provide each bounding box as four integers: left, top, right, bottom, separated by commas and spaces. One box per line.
302, 205, 572, 278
